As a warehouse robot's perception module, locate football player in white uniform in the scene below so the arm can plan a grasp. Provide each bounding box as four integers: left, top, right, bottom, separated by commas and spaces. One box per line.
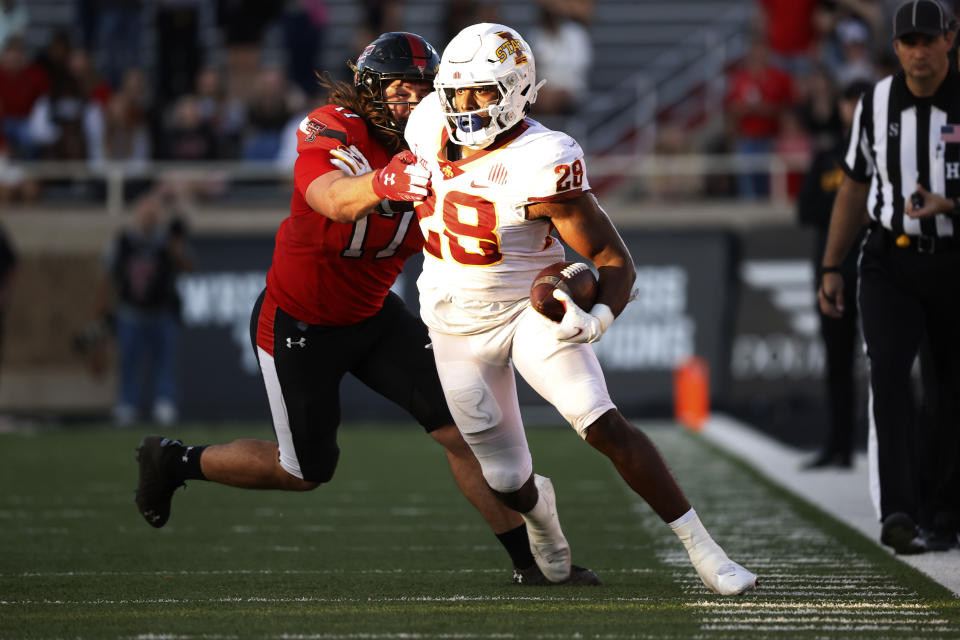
404, 23, 757, 594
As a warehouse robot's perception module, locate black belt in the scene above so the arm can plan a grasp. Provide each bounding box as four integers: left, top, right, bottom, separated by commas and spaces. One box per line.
874, 226, 960, 254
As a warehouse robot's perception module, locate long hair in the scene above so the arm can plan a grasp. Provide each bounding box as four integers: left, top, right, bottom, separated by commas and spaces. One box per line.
315, 71, 405, 154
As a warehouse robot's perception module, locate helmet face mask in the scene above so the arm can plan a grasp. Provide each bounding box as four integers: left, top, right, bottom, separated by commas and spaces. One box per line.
434, 24, 540, 149
352, 32, 440, 133
439, 82, 500, 136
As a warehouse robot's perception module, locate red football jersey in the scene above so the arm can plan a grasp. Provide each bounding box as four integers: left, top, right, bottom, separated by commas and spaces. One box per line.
265, 104, 424, 326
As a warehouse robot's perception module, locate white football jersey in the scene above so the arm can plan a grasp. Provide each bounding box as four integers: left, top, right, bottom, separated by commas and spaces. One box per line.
405, 92, 589, 333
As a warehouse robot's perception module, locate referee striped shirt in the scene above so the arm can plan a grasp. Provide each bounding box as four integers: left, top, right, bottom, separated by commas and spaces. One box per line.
843, 68, 960, 238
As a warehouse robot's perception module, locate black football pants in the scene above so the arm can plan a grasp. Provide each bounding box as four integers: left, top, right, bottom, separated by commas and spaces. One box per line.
249, 289, 453, 483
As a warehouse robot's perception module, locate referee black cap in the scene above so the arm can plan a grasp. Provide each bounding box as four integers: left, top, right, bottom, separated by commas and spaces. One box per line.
893, 0, 951, 39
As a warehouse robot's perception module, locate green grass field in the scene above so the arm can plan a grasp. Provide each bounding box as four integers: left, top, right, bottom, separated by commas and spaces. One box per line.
1, 422, 958, 639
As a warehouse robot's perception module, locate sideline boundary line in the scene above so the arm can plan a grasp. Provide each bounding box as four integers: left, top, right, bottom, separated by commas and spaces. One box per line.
699, 414, 960, 597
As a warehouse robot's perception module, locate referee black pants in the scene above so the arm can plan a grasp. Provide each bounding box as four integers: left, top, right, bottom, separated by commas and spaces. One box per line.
858, 227, 960, 522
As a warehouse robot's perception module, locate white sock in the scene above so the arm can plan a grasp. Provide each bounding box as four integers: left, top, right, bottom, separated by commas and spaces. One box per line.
668, 508, 730, 573
667, 507, 699, 531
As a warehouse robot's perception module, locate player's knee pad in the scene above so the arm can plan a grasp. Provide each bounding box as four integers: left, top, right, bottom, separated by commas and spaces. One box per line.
461, 428, 532, 493
478, 446, 533, 493
553, 375, 616, 438
445, 382, 502, 435
481, 464, 532, 493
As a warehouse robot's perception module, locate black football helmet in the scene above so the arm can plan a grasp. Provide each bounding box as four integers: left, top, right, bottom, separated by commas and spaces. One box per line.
352, 32, 440, 133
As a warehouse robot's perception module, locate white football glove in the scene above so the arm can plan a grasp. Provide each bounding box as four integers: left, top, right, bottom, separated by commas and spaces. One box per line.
551, 289, 615, 344
329, 144, 373, 176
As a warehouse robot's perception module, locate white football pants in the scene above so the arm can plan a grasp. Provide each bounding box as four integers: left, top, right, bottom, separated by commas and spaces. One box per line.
428, 305, 616, 493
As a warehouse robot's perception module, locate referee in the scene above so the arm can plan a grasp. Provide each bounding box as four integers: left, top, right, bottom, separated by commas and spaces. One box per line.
821, 0, 960, 554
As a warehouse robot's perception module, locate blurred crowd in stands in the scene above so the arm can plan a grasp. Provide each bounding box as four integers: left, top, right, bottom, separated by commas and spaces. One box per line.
0, 0, 593, 206
1, 0, 940, 206
712, 0, 942, 200
0, 0, 326, 204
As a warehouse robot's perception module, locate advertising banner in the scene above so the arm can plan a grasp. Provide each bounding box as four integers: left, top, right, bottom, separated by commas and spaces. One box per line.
579, 229, 739, 416
726, 225, 867, 446
177, 230, 740, 422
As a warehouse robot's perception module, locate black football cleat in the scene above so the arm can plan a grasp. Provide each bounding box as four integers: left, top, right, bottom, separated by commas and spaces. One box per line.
880, 512, 927, 555
135, 435, 185, 528
922, 527, 959, 551
563, 564, 603, 586
922, 513, 960, 551
513, 563, 552, 586
512, 563, 602, 586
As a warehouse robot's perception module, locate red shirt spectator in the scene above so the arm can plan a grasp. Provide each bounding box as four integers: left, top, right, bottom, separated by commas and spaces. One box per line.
758, 0, 818, 56
68, 49, 112, 107
775, 110, 813, 198
725, 40, 794, 139
0, 38, 49, 118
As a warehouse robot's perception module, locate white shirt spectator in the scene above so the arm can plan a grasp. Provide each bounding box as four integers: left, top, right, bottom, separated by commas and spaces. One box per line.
0, 1, 27, 53
27, 95, 105, 164
529, 18, 592, 96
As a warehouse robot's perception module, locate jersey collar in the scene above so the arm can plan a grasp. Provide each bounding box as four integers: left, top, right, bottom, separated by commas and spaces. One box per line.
437, 121, 530, 179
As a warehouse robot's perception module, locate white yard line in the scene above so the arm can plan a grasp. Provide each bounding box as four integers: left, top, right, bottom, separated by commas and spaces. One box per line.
0, 595, 661, 606
123, 635, 706, 640
701, 414, 960, 597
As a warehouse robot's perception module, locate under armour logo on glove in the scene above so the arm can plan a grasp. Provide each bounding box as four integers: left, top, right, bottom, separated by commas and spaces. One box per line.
372, 151, 430, 201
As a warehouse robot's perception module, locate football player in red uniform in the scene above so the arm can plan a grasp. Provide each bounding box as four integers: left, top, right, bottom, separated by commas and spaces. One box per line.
134, 32, 597, 586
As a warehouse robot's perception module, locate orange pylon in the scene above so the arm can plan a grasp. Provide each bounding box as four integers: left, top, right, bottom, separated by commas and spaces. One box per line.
674, 356, 709, 431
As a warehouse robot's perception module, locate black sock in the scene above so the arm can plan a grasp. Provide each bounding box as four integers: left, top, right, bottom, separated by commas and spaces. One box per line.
162, 440, 208, 482
496, 523, 535, 570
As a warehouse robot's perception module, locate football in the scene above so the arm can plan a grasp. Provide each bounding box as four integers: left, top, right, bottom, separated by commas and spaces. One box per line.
530, 261, 598, 323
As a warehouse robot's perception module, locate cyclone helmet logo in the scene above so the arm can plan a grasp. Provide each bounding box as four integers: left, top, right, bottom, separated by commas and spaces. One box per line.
494, 32, 527, 65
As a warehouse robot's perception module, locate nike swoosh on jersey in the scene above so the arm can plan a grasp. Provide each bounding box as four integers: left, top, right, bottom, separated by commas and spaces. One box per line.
469, 181, 489, 188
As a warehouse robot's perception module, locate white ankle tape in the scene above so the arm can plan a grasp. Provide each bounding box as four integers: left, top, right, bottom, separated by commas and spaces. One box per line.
668, 507, 698, 530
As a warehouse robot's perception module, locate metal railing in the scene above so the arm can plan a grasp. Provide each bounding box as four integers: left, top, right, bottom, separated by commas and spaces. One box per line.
8, 160, 290, 215
570, 4, 753, 155
6, 151, 812, 215
589, 151, 811, 206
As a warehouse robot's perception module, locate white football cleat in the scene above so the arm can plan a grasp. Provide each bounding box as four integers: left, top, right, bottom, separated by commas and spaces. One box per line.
520, 475, 572, 583
697, 558, 758, 595
688, 541, 757, 595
